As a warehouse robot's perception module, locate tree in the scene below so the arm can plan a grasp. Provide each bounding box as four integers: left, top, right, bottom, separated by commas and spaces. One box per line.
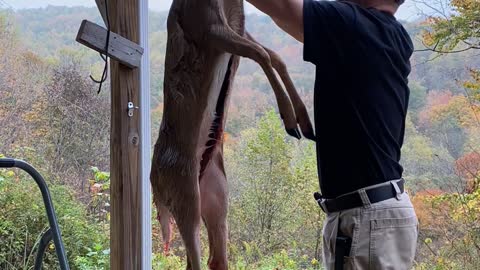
402, 115, 456, 191
290, 140, 324, 260
420, 0, 480, 102
41, 58, 110, 191
227, 109, 296, 251
418, 91, 479, 159
0, 13, 50, 156
455, 151, 480, 192
421, 0, 479, 53
463, 69, 480, 102
408, 81, 428, 124
226, 109, 323, 261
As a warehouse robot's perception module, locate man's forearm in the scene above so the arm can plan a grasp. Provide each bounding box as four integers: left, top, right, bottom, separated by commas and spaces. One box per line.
246, 0, 304, 42
271, 16, 304, 43
246, 0, 289, 19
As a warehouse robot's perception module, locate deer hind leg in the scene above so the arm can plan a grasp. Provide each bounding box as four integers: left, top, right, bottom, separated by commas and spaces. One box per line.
200, 146, 228, 270
245, 32, 316, 141
151, 162, 202, 270
171, 175, 202, 270
206, 25, 301, 139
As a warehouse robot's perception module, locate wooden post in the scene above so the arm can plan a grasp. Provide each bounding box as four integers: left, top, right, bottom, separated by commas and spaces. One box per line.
108, 0, 142, 268
95, 0, 108, 24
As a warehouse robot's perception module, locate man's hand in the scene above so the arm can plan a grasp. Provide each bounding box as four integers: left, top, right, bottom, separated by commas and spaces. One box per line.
246, 0, 304, 43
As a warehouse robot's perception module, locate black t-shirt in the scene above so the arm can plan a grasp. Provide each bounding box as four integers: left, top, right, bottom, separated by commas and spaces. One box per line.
303, 0, 414, 198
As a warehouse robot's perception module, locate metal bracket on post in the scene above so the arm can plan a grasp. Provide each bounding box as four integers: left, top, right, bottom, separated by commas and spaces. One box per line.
127, 102, 139, 117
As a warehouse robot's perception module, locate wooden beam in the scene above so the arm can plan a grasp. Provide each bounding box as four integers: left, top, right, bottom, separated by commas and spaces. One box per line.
108, 0, 142, 269
76, 20, 143, 69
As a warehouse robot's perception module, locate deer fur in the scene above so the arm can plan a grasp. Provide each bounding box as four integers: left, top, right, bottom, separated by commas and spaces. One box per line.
150, 0, 314, 269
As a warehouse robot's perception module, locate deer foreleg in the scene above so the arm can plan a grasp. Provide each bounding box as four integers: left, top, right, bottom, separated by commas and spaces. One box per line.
156, 204, 173, 255
206, 25, 301, 139
246, 32, 316, 141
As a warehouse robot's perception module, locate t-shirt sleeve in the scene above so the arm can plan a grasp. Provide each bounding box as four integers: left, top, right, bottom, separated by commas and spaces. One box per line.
303, 0, 357, 64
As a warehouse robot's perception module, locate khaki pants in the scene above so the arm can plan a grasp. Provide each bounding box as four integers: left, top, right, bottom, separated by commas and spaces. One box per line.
322, 180, 418, 270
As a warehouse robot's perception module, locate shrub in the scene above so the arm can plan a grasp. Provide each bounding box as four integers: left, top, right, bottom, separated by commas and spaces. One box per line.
0, 167, 108, 269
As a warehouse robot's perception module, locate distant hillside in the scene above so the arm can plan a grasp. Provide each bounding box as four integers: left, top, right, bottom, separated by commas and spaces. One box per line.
13, 6, 103, 56
12, 6, 479, 93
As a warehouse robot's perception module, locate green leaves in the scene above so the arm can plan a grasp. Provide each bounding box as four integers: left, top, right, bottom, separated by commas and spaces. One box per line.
423, 0, 480, 52
226, 109, 323, 267
0, 175, 108, 269
421, 0, 480, 106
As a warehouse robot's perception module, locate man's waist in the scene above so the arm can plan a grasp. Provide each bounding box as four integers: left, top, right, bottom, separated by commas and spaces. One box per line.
314, 179, 405, 214
318, 171, 404, 199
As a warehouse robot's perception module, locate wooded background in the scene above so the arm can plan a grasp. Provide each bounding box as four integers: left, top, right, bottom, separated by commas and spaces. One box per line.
0, 1, 479, 269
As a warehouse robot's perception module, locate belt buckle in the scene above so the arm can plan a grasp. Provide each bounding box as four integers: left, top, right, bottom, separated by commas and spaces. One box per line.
391, 181, 403, 200
319, 199, 329, 214
314, 192, 329, 214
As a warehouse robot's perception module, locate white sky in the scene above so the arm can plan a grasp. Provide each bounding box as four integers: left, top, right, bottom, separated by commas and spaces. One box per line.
3, 0, 420, 21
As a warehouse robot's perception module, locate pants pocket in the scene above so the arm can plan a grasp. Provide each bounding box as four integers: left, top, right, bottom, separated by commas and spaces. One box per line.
369, 215, 418, 270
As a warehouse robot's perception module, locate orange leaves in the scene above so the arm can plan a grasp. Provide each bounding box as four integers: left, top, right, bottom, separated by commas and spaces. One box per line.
455, 152, 480, 192
419, 90, 479, 129
455, 152, 480, 179
418, 90, 453, 127
426, 90, 454, 108
421, 31, 436, 47
420, 16, 447, 47
411, 189, 446, 229
422, 17, 444, 26
451, 0, 480, 12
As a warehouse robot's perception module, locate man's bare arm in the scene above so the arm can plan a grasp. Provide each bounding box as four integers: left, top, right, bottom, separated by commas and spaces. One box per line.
246, 0, 304, 43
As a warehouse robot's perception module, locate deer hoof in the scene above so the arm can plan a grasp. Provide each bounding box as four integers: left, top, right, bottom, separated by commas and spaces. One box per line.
302, 130, 316, 142
286, 128, 301, 140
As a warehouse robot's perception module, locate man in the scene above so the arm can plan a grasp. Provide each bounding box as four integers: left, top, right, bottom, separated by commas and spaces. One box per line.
245, 0, 418, 269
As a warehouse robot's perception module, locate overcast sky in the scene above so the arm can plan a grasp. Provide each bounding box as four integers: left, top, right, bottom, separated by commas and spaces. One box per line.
2, 0, 421, 21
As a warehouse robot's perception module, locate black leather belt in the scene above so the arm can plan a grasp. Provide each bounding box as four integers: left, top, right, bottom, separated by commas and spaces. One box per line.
314, 179, 405, 213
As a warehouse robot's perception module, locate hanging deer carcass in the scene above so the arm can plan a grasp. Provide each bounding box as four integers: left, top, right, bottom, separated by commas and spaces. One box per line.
150, 0, 315, 269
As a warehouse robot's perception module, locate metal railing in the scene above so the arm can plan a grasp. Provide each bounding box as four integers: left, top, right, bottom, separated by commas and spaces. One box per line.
0, 158, 70, 270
